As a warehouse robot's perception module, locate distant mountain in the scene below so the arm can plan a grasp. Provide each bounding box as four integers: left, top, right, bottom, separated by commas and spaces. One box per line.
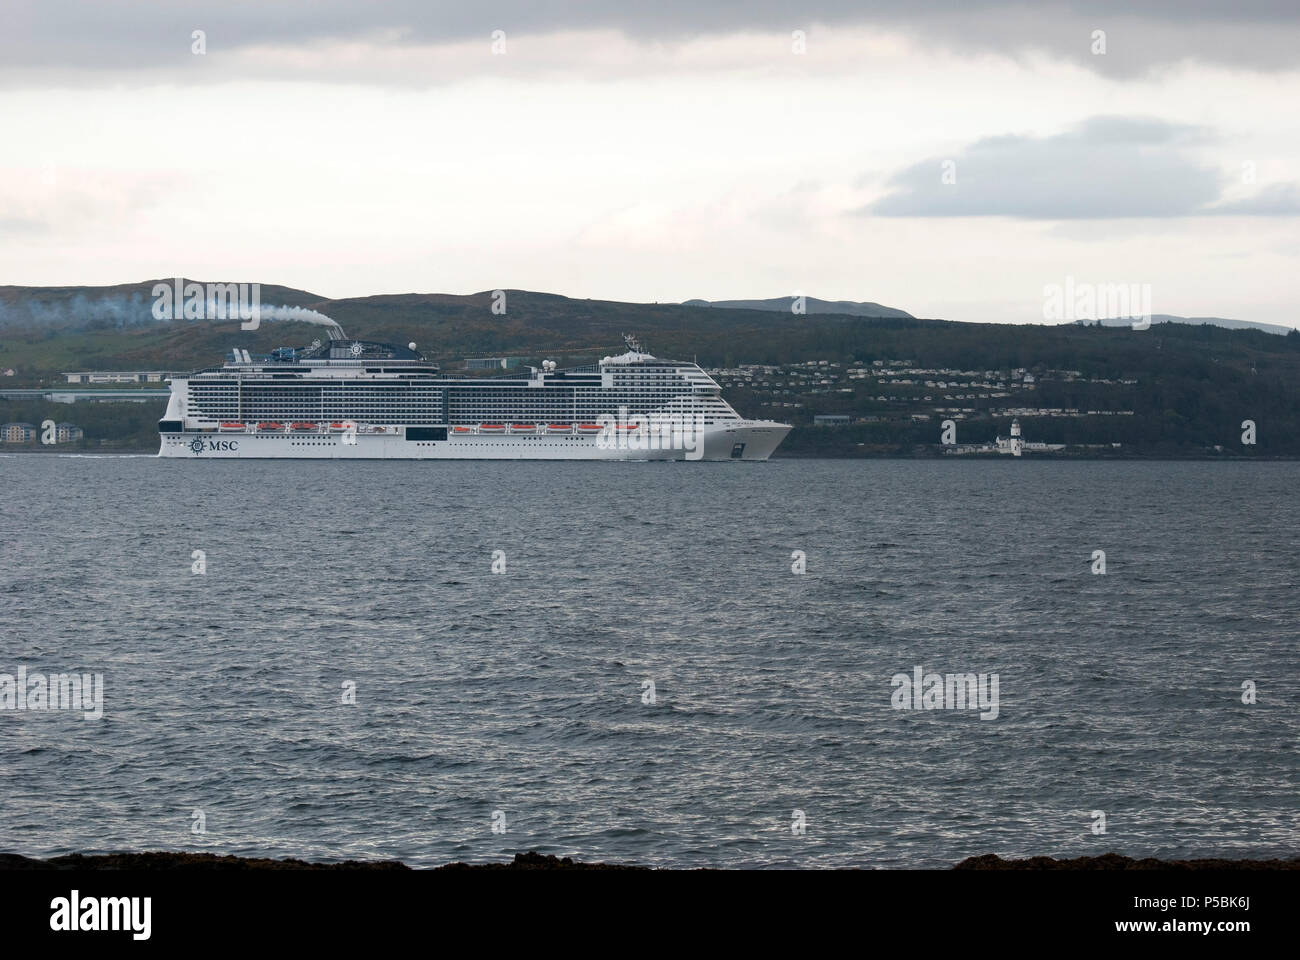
0, 282, 915, 333
682, 297, 913, 319
0, 283, 934, 377
1073, 315, 1292, 336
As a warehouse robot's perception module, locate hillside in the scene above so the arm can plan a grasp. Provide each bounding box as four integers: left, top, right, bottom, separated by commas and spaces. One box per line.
682, 296, 913, 319
1078, 315, 1292, 336
0, 282, 930, 376
3, 281, 1300, 456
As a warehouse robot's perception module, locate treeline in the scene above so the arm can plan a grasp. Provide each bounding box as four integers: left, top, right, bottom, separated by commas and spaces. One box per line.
0, 399, 165, 450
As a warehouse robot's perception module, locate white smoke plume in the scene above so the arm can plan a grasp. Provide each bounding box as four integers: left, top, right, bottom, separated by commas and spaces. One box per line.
228, 303, 346, 339
0, 283, 347, 340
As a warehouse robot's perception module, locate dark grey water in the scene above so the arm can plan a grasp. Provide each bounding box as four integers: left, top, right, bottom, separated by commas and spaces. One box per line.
0, 455, 1295, 868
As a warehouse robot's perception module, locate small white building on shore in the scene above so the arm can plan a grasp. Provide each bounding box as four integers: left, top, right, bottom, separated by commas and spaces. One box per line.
947, 419, 1066, 456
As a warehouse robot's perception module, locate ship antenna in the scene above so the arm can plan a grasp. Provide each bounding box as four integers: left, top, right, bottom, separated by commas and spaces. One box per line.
623, 332, 640, 353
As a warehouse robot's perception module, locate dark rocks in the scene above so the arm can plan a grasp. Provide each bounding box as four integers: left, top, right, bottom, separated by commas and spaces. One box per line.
954, 853, 1299, 870
0, 851, 409, 871
0, 850, 642, 870
435, 851, 648, 871
5, 849, 1290, 870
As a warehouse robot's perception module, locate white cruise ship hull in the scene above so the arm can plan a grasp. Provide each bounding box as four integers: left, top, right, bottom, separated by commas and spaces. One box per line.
159, 334, 792, 461
159, 420, 791, 461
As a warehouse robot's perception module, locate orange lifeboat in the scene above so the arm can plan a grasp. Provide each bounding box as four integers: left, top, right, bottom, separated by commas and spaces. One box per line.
257, 422, 284, 431
290, 422, 317, 431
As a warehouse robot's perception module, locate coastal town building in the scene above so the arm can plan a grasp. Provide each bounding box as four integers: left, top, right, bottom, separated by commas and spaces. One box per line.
0, 421, 83, 443
62, 370, 174, 384
1, 422, 36, 442
948, 419, 1067, 456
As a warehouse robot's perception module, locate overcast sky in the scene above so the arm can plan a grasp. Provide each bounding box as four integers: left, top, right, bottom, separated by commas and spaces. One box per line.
1, 1, 1297, 324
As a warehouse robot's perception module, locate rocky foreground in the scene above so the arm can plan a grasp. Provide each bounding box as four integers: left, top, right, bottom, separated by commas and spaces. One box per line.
0, 851, 637, 871
1, 851, 1294, 870
954, 853, 1298, 870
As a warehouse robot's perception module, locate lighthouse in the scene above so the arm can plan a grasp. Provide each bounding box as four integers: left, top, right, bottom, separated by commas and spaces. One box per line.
1010, 419, 1023, 457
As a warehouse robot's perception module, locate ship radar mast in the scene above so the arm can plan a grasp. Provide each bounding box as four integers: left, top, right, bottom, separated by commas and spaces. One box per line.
622, 332, 641, 353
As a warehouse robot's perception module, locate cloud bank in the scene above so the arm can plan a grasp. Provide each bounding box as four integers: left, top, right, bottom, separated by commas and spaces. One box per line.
866, 116, 1299, 219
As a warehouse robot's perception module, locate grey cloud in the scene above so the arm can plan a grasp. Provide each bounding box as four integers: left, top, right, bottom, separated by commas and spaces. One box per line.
0, 218, 49, 235
1068, 115, 1210, 145
1205, 182, 1300, 216
864, 116, 1297, 219
2, 1, 1299, 81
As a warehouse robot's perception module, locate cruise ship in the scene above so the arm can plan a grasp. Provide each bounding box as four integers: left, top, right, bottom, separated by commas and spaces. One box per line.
158, 333, 791, 460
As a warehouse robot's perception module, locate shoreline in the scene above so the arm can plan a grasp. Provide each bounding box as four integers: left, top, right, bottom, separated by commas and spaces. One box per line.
2, 851, 1295, 871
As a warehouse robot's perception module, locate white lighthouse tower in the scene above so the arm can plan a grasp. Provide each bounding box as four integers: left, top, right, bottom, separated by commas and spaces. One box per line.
1010, 418, 1023, 456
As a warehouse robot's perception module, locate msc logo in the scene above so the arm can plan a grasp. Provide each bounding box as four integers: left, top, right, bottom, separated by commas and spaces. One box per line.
189, 438, 239, 454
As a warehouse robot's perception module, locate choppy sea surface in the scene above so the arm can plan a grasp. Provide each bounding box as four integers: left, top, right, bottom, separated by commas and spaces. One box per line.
0, 455, 1295, 868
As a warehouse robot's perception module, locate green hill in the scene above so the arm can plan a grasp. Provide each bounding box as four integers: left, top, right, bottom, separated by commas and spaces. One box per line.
2, 281, 1298, 457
